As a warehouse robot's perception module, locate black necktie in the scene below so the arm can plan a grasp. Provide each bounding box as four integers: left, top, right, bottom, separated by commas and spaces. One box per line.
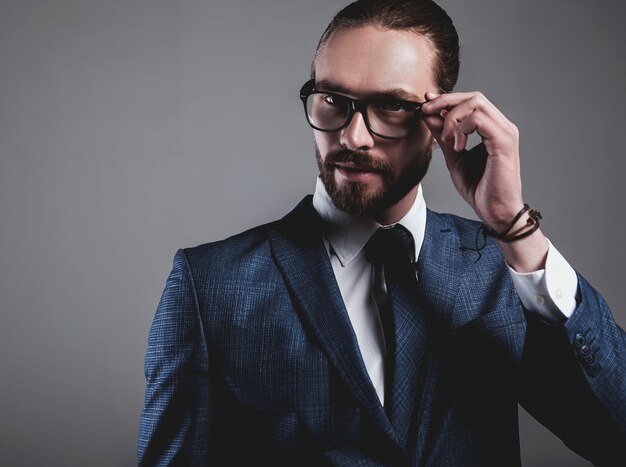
365, 225, 418, 421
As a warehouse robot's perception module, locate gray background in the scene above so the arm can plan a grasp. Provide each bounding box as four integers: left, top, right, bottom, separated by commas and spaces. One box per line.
1, 0, 624, 465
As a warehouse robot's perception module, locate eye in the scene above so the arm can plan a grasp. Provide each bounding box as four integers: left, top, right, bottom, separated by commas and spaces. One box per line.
322, 94, 346, 107
375, 100, 413, 112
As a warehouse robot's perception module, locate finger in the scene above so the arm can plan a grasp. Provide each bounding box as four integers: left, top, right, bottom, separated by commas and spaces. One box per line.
454, 131, 468, 153
443, 99, 488, 151
423, 113, 460, 157
454, 114, 480, 152
424, 92, 507, 129
446, 105, 516, 153
424, 90, 440, 102
451, 110, 503, 153
422, 113, 445, 141
423, 113, 464, 170
421, 91, 479, 114
440, 99, 479, 147
431, 95, 486, 149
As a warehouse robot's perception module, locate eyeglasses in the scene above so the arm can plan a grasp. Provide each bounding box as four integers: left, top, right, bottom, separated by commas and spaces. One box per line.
299, 79, 424, 140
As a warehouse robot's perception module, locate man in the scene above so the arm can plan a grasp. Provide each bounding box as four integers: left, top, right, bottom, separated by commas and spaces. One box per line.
138, 0, 626, 465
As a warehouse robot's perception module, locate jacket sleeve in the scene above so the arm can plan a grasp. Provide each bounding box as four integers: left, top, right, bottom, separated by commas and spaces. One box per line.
137, 249, 211, 466
518, 272, 626, 463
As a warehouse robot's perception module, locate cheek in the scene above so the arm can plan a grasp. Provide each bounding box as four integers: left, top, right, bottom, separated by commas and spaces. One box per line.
386, 134, 432, 172
381, 140, 415, 166
314, 131, 335, 155
406, 126, 434, 155
414, 121, 434, 144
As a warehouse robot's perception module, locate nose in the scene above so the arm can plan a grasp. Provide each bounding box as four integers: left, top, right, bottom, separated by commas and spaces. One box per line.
340, 111, 375, 150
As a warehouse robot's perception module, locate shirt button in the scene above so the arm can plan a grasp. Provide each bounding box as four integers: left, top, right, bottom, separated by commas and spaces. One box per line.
579, 345, 591, 356
555, 289, 563, 299
535, 295, 546, 305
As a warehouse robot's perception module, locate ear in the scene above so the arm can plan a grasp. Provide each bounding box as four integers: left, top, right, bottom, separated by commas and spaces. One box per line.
430, 135, 438, 150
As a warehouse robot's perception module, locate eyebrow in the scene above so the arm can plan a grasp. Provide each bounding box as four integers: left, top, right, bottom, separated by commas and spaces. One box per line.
315, 79, 424, 102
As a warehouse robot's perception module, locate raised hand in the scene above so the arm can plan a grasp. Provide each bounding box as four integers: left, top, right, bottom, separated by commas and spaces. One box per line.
421, 91, 523, 233
421, 91, 547, 271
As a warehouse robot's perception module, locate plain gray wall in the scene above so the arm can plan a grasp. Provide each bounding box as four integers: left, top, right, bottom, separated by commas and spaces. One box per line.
1, 1, 624, 465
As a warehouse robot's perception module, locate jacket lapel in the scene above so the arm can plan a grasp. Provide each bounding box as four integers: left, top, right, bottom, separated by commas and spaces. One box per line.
417, 210, 463, 325
408, 210, 528, 459
267, 197, 403, 448
407, 210, 465, 454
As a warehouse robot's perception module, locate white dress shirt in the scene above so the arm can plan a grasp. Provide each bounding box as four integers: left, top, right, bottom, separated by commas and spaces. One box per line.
312, 177, 578, 405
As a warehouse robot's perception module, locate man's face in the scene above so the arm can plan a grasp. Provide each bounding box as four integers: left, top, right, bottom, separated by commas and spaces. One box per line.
313, 26, 438, 218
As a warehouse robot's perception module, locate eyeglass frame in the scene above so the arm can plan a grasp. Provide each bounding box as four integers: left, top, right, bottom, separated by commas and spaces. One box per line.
299, 79, 425, 140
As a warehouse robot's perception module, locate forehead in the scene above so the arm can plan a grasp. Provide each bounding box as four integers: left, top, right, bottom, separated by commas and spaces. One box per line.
314, 25, 437, 98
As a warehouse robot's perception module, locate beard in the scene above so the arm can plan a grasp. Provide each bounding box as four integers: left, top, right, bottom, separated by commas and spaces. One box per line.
315, 141, 433, 217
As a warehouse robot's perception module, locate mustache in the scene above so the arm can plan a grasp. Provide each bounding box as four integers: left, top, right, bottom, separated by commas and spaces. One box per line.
324, 149, 391, 172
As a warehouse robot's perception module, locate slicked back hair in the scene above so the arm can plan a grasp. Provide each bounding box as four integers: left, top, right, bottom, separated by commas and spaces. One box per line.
313, 0, 460, 92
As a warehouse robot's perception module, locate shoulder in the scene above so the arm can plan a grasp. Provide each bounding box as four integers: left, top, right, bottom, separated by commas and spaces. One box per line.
183, 220, 277, 268
179, 195, 319, 279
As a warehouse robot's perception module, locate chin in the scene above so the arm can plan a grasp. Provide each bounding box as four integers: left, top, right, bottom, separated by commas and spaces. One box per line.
334, 175, 383, 195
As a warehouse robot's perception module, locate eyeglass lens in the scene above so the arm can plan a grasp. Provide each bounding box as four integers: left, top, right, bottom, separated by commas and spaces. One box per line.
305, 93, 418, 138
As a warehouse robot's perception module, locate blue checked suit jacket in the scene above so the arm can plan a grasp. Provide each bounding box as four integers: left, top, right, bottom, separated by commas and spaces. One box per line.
138, 196, 626, 466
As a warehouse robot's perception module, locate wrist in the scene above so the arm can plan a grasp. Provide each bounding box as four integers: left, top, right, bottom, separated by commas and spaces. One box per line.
481, 203, 547, 272
498, 228, 548, 272
478, 198, 525, 233
483, 204, 542, 242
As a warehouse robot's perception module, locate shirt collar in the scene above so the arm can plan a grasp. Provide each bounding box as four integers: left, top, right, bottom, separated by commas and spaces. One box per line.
312, 177, 427, 267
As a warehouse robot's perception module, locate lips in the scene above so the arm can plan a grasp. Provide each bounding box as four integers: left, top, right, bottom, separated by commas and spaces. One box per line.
334, 162, 381, 173
334, 162, 382, 182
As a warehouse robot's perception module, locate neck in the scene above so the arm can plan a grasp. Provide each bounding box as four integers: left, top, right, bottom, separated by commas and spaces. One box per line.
370, 185, 419, 225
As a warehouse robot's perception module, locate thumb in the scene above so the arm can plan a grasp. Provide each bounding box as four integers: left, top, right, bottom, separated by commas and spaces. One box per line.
423, 114, 463, 168
422, 112, 448, 146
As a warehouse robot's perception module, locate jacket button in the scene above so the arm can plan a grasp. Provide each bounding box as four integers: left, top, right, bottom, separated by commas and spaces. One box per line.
588, 364, 601, 377
578, 345, 591, 356
573, 334, 586, 349
582, 354, 595, 364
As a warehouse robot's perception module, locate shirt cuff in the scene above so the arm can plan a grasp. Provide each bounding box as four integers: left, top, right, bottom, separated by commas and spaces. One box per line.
508, 239, 578, 321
